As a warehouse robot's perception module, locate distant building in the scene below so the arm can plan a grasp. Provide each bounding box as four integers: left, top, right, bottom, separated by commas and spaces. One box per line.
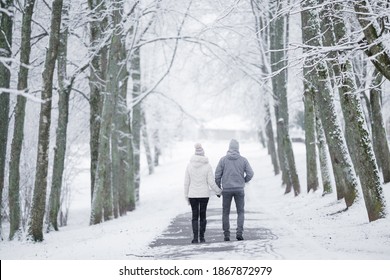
199, 115, 257, 141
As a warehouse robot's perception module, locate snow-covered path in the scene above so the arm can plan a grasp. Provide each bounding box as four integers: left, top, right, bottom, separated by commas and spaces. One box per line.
1, 141, 390, 260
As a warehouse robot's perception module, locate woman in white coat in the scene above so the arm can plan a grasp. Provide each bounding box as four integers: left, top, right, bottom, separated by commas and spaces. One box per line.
184, 143, 222, 243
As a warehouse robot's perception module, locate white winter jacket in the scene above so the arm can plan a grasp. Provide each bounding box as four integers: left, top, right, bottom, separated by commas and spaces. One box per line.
184, 155, 222, 199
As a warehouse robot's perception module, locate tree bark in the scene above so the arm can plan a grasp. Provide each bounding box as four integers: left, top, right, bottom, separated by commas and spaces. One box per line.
270, 0, 290, 189
278, 119, 300, 196
313, 0, 358, 207
111, 21, 133, 216
316, 0, 352, 201
90, 2, 126, 224
153, 129, 161, 167
303, 87, 318, 193
250, 0, 279, 176
315, 61, 359, 208
0, 0, 14, 241
315, 106, 333, 196
88, 0, 108, 202
270, 0, 300, 195
48, 2, 70, 231
301, 0, 320, 193
28, 0, 64, 242
141, 110, 154, 175
370, 70, 390, 183
329, 3, 386, 221
8, 0, 35, 240
131, 47, 142, 202
265, 103, 280, 175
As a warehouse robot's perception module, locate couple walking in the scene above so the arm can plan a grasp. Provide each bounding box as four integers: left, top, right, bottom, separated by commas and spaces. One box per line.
184, 139, 254, 244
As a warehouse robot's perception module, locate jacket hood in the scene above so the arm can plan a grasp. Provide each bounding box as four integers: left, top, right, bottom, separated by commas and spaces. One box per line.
190, 155, 209, 167
226, 149, 240, 160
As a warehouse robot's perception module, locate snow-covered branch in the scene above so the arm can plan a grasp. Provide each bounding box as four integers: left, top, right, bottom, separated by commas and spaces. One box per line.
0, 88, 44, 103
130, 0, 193, 108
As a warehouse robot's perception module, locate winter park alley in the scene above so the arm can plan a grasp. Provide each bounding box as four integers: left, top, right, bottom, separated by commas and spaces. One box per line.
3, 1, 390, 279
1, 141, 390, 260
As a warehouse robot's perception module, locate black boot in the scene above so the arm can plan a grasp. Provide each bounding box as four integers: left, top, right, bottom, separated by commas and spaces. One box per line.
199, 220, 207, 243
191, 220, 199, 244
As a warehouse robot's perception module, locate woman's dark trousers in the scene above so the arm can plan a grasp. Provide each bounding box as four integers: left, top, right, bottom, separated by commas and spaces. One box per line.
189, 198, 209, 243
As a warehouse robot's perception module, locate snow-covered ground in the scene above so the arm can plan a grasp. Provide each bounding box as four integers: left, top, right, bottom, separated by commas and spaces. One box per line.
1, 140, 390, 260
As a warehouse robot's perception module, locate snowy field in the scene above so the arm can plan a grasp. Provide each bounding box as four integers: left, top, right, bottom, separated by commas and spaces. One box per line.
1, 140, 390, 260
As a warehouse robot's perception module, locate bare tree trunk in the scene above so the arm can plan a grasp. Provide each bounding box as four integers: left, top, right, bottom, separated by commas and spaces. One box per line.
306, 0, 358, 205
270, 0, 300, 195
111, 18, 133, 216
278, 119, 300, 196
270, 1, 290, 189
28, 0, 64, 242
315, 106, 333, 196
353, 56, 371, 134
131, 47, 142, 202
303, 88, 318, 193
301, 0, 320, 194
90, 53, 113, 224
0, 0, 14, 240
265, 103, 280, 175
113, 94, 134, 215
48, 2, 70, 231
88, 0, 108, 202
329, 3, 386, 222
153, 129, 160, 167
111, 104, 120, 219
315, 61, 359, 208
126, 121, 136, 211
8, 0, 35, 240
141, 110, 154, 175
90, 0, 130, 224
316, 0, 351, 201
102, 157, 113, 221
370, 70, 390, 183
250, 0, 279, 176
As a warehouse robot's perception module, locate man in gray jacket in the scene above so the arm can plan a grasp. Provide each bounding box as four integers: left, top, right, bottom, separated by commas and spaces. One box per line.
215, 139, 254, 241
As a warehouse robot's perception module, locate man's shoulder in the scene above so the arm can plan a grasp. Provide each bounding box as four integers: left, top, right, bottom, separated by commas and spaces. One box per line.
218, 155, 228, 162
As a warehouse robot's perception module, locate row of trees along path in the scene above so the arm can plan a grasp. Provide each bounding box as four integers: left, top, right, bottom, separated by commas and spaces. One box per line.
0, 0, 390, 243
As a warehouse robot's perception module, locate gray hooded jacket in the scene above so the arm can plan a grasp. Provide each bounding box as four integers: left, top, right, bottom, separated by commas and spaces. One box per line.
215, 140, 254, 192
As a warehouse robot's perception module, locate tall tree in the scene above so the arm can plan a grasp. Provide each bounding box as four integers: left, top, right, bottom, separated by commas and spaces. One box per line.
269, 0, 300, 195
111, 11, 135, 216
315, 106, 333, 196
304, 0, 359, 208
8, 0, 36, 240
250, 0, 280, 176
88, 0, 108, 202
131, 46, 142, 202
153, 127, 161, 167
301, 0, 319, 193
48, 1, 71, 231
370, 69, 390, 183
141, 109, 154, 175
315, 61, 359, 208
327, 2, 386, 221
0, 0, 14, 240
90, 0, 134, 224
28, 0, 64, 241
315, 2, 346, 200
